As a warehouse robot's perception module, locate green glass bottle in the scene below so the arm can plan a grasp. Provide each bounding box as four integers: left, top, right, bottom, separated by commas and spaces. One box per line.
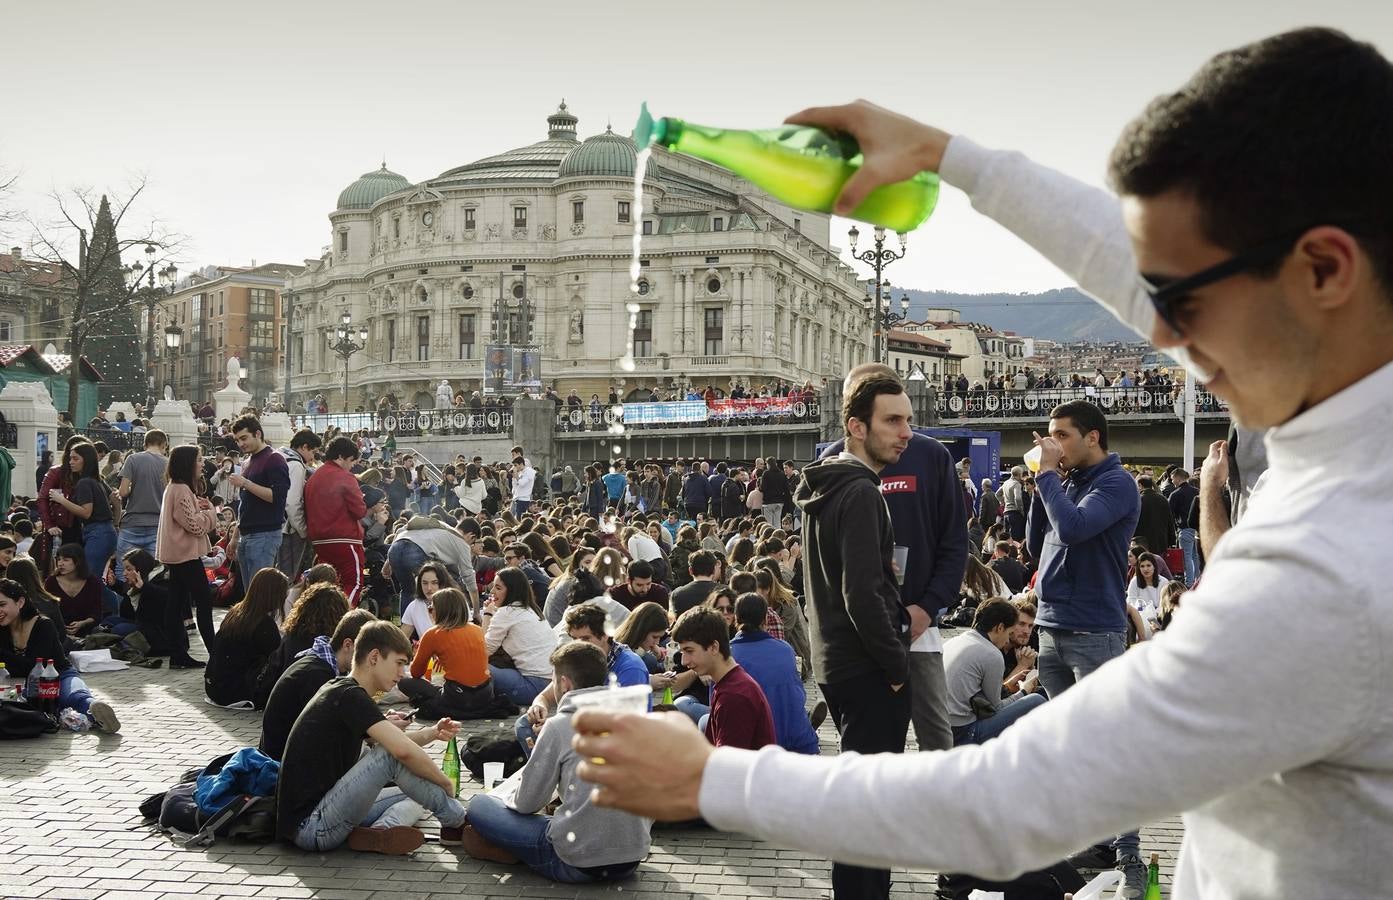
442, 736, 461, 796
634, 102, 939, 233
1144, 852, 1163, 900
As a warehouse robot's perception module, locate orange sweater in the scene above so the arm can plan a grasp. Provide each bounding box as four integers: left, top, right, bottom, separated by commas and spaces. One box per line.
411, 624, 489, 688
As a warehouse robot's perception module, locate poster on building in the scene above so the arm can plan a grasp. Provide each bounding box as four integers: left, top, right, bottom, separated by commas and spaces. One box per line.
483, 344, 542, 396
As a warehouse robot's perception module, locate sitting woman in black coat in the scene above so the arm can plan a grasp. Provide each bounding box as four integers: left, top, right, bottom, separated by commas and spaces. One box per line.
119, 550, 177, 658
251, 582, 350, 709
205, 568, 289, 707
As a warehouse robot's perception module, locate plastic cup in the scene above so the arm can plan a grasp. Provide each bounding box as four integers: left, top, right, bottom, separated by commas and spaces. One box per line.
566, 684, 652, 716
482, 762, 504, 790
1024, 445, 1043, 473
892, 545, 908, 585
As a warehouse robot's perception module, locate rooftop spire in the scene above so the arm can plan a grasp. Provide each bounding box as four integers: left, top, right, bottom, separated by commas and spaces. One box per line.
548, 99, 579, 142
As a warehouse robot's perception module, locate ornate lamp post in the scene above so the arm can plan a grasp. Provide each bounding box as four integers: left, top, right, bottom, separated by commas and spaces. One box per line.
847, 225, 908, 362
878, 290, 912, 363
330, 311, 368, 409
123, 243, 177, 407
163, 324, 182, 400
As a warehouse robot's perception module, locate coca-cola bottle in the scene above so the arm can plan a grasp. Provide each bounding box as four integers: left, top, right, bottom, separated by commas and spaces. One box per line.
39, 659, 60, 716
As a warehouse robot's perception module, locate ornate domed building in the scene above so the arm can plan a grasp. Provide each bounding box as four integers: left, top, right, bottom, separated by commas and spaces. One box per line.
284, 102, 873, 411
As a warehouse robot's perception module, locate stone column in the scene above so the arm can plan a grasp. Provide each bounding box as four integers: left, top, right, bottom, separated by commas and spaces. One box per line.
150, 398, 200, 447
261, 411, 295, 448
511, 396, 557, 487
0, 382, 59, 491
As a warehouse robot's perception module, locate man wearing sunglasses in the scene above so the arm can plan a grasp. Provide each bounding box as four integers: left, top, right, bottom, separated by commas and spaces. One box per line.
569, 27, 1393, 900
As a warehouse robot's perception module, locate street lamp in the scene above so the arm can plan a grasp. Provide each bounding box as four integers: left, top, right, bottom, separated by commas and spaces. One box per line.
124, 244, 177, 407
848, 225, 909, 362
330, 310, 368, 409
163, 325, 182, 400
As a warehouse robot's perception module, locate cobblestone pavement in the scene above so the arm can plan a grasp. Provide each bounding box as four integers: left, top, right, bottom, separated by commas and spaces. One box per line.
0, 625, 1182, 899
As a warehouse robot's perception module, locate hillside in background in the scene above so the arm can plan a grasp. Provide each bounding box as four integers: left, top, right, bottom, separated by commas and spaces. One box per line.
900, 287, 1143, 343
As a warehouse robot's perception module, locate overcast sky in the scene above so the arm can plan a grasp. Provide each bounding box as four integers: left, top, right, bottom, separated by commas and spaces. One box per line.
2, 0, 1388, 294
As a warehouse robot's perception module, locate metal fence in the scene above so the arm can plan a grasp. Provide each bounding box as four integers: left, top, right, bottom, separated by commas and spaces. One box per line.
934, 385, 1228, 421
556, 398, 823, 433
288, 409, 513, 437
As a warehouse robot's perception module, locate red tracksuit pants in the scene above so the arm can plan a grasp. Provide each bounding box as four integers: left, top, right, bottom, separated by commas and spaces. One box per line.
312, 541, 364, 607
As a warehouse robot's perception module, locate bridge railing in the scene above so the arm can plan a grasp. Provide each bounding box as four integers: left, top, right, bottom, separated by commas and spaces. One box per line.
556, 397, 822, 433
288, 410, 513, 437
935, 385, 1228, 421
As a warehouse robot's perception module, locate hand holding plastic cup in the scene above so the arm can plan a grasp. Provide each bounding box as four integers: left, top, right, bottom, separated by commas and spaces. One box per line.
567, 684, 652, 716
892, 545, 909, 585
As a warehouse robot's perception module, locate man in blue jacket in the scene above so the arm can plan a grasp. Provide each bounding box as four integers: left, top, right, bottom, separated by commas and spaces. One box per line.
682, 465, 710, 522
1026, 398, 1141, 881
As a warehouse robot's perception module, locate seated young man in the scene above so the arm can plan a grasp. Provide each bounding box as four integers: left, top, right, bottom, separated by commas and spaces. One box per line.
462, 640, 652, 882
942, 597, 1046, 746
275, 620, 469, 855
672, 605, 776, 751
728, 593, 820, 754
607, 560, 670, 612
518, 602, 650, 757
259, 608, 377, 761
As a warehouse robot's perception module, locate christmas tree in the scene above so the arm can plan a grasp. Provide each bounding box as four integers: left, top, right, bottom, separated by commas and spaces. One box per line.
82, 195, 144, 406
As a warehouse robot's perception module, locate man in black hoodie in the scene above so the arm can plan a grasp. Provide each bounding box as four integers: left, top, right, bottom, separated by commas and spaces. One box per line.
794, 371, 911, 900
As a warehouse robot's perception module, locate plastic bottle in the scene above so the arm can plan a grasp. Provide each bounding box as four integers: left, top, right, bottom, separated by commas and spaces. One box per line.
1144, 852, 1163, 900
442, 736, 461, 796
59, 708, 91, 732
633, 102, 939, 233
25, 658, 45, 701
660, 685, 675, 707
39, 659, 61, 715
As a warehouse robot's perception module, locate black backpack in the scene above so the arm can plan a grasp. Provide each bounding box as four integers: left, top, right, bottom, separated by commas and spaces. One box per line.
0, 700, 57, 740
139, 751, 277, 847
460, 731, 526, 782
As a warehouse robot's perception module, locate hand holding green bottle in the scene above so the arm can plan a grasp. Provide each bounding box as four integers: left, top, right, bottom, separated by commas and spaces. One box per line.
784, 100, 954, 218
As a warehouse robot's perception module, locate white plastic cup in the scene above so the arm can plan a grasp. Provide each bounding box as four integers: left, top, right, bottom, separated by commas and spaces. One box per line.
892, 545, 909, 585
482, 761, 504, 790
566, 683, 652, 716
1023, 445, 1043, 473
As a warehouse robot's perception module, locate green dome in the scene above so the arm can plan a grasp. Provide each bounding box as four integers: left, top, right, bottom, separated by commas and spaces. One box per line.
337, 164, 410, 210
557, 127, 658, 181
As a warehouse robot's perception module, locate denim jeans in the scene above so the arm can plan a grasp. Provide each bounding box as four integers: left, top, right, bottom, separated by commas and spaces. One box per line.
238, 529, 283, 589
58, 669, 94, 717
761, 503, 782, 528
81, 521, 117, 582
1037, 627, 1139, 858
113, 525, 158, 584
951, 692, 1047, 745
674, 695, 709, 725
489, 666, 550, 707
1178, 527, 1201, 587
512, 499, 532, 518
276, 530, 311, 579
292, 744, 466, 852
466, 793, 639, 884
387, 538, 430, 614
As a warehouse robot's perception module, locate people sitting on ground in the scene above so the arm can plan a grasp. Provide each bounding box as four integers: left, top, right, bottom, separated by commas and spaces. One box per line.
0, 578, 120, 733
281, 563, 339, 628
670, 604, 776, 751
4, 558, 68, 640
728, 593, 820, 754
962, 553, 1012, 606
1126, 552, 1164, 632
988, 540, 1029, 596
541, 546, 598, 626
460, 640, 652, 883
1158, 579, 1185, 632
517, 602, 651, 757
944, 598, 1046, 745
205, 568, 290, 707
753, 562, 809, 659
399, 587, 512, 720
501, 542, 552, 609
274, 621, 468, 855
607, 559, 670, 612
668, 525, 700, 588
0, 537, 15, 578
399, 562, 456, 642
481, 567, 558, 707
669, 549, 722, 617
258, 608, 377, 761
45, 543, 105, 639
253, 583, 351, 708
612, 601, 673, 678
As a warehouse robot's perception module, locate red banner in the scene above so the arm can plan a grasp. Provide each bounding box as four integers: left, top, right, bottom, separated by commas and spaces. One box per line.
707, 396, 809, 417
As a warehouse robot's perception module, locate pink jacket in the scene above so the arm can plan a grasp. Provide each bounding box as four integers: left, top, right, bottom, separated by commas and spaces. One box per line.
157, 482, 218, 564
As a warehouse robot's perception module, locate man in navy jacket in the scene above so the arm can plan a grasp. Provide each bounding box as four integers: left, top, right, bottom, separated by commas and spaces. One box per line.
822, 363, 968, 752
1026, 398, 1140, 871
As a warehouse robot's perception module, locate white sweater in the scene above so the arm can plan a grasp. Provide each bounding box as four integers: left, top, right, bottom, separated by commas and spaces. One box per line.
697, 137, 1393, 899
483, 604, 557, 678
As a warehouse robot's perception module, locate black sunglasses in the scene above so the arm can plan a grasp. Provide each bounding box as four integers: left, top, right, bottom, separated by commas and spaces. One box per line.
1138, 230, 1305, 334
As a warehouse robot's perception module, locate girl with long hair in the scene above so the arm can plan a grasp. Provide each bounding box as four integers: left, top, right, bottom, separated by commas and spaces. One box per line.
754, 561, 812, 668
543, 547, 596, 626
45, 543, 104, 639
401, 587, 510, 719
481, 567, 557, 706
157, 444, 219, 666
252, 583, 350, 708
400, 561, 458, 642
47, 442, 118, 582
1127, 553, 1164, 630
38, 435, 91, 561
614, 601, 673, 677
205, 568, 289, 706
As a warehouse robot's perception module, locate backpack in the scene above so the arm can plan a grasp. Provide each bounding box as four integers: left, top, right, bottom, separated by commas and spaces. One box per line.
0, 699, 57, 740
140, 751, 277, 847
460, 731, 527, 782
